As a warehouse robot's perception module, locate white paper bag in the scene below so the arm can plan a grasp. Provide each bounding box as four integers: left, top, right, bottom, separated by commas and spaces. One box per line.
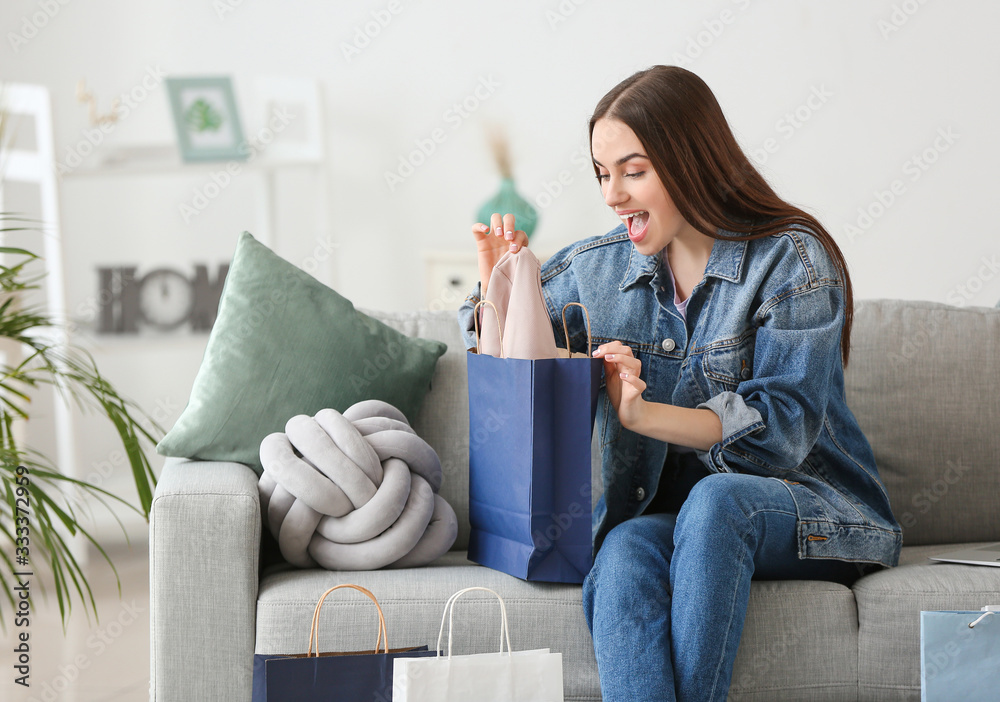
393, 587, 564, 702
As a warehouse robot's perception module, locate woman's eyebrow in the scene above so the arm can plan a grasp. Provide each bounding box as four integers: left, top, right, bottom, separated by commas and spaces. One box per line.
592, 153, 649, 168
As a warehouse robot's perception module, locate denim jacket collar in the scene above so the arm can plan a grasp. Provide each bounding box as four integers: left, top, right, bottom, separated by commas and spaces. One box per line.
619, 230, 748, 292
618, 236, 660, 292
704, 235, 747, 284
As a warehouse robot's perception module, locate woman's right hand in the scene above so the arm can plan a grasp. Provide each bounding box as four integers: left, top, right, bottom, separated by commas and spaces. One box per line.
472, 213, 529, 297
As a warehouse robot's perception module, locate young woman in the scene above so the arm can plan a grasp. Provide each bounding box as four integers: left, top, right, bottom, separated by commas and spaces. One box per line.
459, 66, 901, 701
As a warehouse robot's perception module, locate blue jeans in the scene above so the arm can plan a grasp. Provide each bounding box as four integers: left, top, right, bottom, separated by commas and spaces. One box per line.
582, 468, 861, 701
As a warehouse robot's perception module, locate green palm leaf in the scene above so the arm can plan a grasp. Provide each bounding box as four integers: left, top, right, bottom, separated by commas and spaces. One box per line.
0, 208, 160, 629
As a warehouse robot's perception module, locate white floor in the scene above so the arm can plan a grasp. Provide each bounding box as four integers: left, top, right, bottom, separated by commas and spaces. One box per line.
1, 542, 150, 702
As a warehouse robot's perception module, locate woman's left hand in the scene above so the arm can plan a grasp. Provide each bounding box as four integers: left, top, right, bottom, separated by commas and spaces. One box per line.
592, 341, 647, 430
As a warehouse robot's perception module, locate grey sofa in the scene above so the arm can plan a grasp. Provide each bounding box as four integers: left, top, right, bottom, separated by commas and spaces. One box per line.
149, 299, 1000, 701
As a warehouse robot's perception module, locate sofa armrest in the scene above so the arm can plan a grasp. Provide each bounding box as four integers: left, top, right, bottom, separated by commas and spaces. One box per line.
149, 457, 261, 702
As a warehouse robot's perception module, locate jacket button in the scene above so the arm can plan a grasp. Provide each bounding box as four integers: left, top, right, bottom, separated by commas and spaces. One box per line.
741, 367, 752, 380
661, 338, 676, 352
635, 486, 646, 501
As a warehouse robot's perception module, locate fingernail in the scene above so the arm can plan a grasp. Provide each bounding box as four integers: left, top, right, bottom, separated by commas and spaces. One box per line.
479, 224, 489, 232
620, 372, 628, 379
605, 354, 614, 360
504, 230, 513, 241
495, 227, 503, 237
592, 349, 601, 357
509, 243, 519, 252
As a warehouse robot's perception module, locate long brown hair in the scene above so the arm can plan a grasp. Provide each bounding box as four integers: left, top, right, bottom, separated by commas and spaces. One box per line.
590, 65, 854, 365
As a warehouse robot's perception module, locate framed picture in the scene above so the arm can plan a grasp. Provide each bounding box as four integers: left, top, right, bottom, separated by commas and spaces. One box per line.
251, 75, 324, 162
165, 76, 247, 162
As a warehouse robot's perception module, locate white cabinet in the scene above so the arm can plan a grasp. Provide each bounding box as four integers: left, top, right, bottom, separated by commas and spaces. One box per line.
423, 251, 481, 311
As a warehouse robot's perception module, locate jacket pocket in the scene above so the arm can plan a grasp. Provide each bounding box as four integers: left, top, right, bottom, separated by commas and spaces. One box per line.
701, 331, 756, 396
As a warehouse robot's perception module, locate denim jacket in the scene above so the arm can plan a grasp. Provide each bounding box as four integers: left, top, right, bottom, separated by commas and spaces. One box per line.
460, 225, 902, 568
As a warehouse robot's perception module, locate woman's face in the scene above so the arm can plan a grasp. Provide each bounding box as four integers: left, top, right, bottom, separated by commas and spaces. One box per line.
591, 118, 698, 256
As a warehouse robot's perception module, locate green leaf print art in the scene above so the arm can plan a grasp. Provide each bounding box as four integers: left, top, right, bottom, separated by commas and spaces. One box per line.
184, 98, 224, 132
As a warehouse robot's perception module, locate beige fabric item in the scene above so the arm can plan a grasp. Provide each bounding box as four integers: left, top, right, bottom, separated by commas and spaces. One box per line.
479, 248, 559, 359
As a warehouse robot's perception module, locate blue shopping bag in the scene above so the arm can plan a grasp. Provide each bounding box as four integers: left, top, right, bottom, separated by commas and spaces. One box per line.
251, 584, 436, 702
920, 609, 1000, 701
466, 302, 602, 584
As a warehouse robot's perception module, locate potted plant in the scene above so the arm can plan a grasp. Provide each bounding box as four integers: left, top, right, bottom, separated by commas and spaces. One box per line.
0, 103, 160, 629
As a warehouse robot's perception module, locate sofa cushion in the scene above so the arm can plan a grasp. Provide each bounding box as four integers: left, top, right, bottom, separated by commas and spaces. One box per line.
853, 542, 1000, 701
728, 580, 859, 702
846, 300, 1000, 546
157, 232, 446, 474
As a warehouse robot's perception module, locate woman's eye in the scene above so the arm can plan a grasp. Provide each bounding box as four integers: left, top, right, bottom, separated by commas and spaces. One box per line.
595, 171, 642, 183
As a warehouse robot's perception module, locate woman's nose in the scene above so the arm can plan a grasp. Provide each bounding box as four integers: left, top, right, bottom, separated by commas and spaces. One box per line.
604, 177, 626, 207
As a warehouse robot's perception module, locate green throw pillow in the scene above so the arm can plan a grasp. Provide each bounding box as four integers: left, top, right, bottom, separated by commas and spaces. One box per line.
156, 231, 447, 474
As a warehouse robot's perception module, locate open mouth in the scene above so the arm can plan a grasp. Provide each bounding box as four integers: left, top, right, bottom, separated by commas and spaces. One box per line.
620, 211, 649, 243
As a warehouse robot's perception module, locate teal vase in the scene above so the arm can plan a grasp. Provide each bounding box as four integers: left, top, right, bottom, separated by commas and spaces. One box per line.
476, 177, 538, 239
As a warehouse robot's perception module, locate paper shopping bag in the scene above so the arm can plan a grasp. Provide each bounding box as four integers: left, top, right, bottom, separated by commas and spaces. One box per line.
920, 609, 1000, 701
393, 587, 564, 702
251, 584, 435, 702
467, 301, 601, 583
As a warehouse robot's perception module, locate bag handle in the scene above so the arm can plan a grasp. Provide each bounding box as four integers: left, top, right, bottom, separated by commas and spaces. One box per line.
307, 584, 388, 657
969, 611, 995, 628
475, 299, 592, 359
560, 302, 594, 358
435, 586, 512, 659
472, 299, 504, 357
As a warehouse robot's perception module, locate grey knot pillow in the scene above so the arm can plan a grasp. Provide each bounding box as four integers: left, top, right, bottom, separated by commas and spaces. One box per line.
258, 400, 458, 570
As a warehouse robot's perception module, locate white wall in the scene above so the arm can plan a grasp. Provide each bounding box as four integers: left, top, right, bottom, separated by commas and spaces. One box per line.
3, 0, 998, 540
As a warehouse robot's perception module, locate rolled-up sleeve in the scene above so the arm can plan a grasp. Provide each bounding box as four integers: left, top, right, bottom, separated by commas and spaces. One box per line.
696, 282, 844, 474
